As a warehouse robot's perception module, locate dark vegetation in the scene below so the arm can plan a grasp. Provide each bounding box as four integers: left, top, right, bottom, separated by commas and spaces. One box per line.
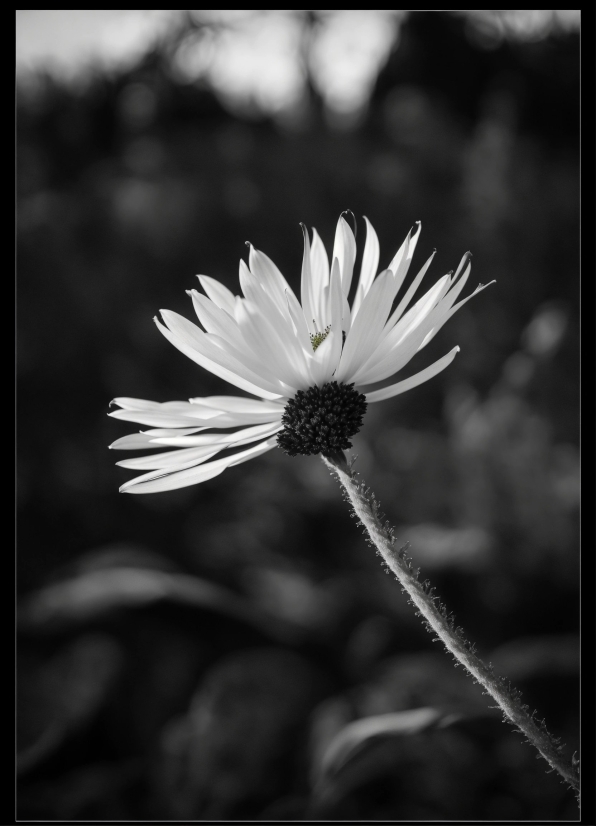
17, 12, 579, 820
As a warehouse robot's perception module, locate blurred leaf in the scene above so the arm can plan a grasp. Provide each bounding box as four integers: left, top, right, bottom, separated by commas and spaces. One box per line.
153, 647, 324, 819
343, 615, 395, 678
352, 652, 494, 718
17, 634, 123, 774
489, 634, 579, 681
392, 523, 495, 572
307, 708, 578, 821
241, 565, 341, 631
308, 710, 487, 820
522, 303, 568, 358
315, 706, 452, 782
71, 543, 181, 573
19, 565, 303, 644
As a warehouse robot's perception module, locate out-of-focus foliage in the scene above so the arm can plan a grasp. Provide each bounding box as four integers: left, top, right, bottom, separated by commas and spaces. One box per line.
17, 11, 578, 821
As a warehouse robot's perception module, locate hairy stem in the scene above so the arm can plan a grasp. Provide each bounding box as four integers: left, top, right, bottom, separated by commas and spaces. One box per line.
322, 450, 580, 794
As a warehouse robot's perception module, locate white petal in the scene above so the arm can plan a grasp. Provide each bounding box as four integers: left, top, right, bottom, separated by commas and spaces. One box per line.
419, 279, 495, 351
444, 261, 472, 307
352, 297, 451, 386
364, 346, 460, 403
354, 267, 483, 387
111, 397, 164, 411
142, 427, 208, 437
300, 224, 315, 334
384, 272, 452, 350
235, 301, 303, 390
111, 399, 221, 419
238, 259, 263, 306
238, 266, 297, 342
206, 330, 295, 397
341, 291, 351, 334
394, 264, 473, 360
109, 433, 158, 450
332, 215, 356, 297
352, 216, 380, 316
452, 250, 473, 282
156, 314, 285, 399
317, 283, 331, 330
119, 451, 224, 490
310, 227, 330, 322
190, 290, 244, 344
123, 461, 228, 493
121, 436, 278, 494
328, 258, 344, 372
248, 245, 298, 313
109, 426, 208, 449
335, 269, 395, 383
387, 221, 421, 284
116, 445, 222, 470
198, 275, 236, 314
381, 252, 437, 340
109, 408, 222, 428
149, 420, 283, 447
285, 287, 313, 353
245, 297, 311, 387
191, 396, 285, 415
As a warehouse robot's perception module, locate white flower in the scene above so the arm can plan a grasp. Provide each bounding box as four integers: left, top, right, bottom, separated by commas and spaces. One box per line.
109, 214, 492, 493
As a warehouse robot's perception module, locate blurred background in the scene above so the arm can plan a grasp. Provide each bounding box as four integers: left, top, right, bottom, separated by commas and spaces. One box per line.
17, 10, 580, 821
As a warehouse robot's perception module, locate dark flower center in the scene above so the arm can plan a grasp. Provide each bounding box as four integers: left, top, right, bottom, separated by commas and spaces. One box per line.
277, 381, 367, 457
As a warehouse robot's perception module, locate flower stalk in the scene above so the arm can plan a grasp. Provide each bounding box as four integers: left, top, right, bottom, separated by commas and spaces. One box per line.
322, 449, 580, 795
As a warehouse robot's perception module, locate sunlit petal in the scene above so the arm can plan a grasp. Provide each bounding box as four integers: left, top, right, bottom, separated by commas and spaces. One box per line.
352, 216, 380, 316
197, 275, 236, 314
121, 436, 278, 494
364, 346, 461, 403
332, 214, 357, 297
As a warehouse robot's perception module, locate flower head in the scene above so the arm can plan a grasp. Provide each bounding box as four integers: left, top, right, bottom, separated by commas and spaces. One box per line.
109, 214, 492, 493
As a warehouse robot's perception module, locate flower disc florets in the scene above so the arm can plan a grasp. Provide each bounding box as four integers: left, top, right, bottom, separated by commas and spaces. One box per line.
277, 382, 367, 457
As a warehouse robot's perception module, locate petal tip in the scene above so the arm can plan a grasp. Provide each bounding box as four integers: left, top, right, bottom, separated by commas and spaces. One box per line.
340, 209, 357, 237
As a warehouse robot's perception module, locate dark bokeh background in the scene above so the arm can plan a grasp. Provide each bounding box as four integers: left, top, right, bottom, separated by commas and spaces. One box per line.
17, 11, 579, 821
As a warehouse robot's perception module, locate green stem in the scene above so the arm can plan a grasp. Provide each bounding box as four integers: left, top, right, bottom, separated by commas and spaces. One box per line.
322, 450, 580, 794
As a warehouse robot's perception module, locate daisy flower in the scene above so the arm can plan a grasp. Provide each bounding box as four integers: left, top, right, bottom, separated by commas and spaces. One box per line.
109, 214, 492, 493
